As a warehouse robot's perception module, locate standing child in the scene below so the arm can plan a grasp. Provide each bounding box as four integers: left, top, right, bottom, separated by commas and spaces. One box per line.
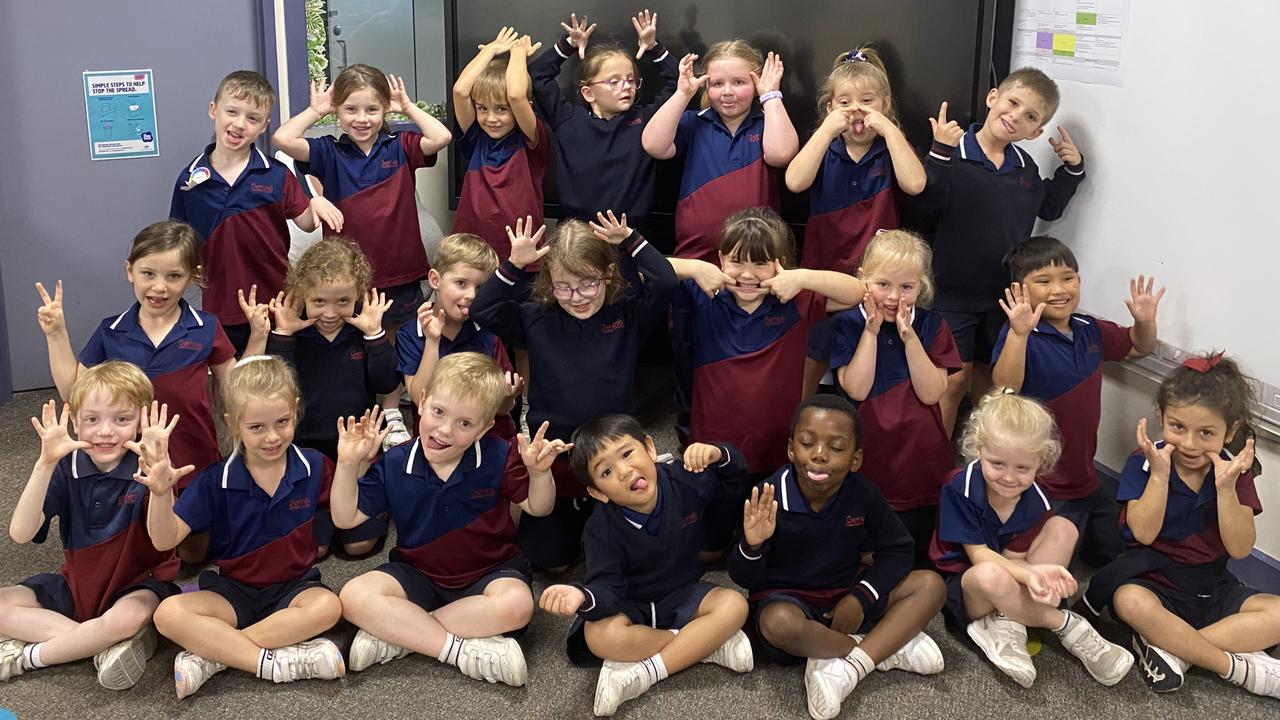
728, 395, 945, 720
144, 356, 345, 699
169, 70, 317, 354
540, 415, 752, 716
931, 391, 1132, 688
827, 230, 961, 566
0, 363, 179, 688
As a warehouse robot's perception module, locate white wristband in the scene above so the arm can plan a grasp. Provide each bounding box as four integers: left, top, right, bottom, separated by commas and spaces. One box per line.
759, 90, 783, 104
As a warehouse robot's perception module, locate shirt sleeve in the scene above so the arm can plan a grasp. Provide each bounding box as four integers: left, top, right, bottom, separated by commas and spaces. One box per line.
726, 478, 772, 592
1038, 160, 1086, 221
1115, 451, 1150, 502
356, 456, 391, 521
827, 309, 867, 370
31, 462, 71, 544
456, 122, 482, 159
471, 263, 533, 346
173, 467, 217, 535
937, 481, 985, 546
281, 170, 311, 220
926, 314, 964, 372
528, 38, 578, 128
619, 233, 678, 340
317, 454, 334, 509
303, 137, 334, 179
527, 117, 552, 168
169, 174, 188, 221
1096, 318, 1134, 361
399, 131, 436, 170
395, 321, 423, 377
78, 323, 109, 367
501, 440, 530, 505
1235, 469, 1262, 514
673, 110, 696, 158
989, 322, 1013, 367
905, 139, 956, 221
491, 336, 515, 375
639, 44, 680, 121
210, 322, 236, 365
851, 482, 914, 614
577, 515, 629, 621
364, 334, 401, 395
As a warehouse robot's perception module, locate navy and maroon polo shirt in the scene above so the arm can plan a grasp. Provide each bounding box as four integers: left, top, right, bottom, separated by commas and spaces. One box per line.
394, 319, 517, 440
931, 460, 1056, 575
801, 136, 900, 274
453, 119, 551, 260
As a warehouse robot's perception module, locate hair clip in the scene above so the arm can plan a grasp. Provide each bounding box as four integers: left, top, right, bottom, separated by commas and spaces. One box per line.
845, 49, 867, 64
233, 355, 274, 369
1181, 351, 1225, 373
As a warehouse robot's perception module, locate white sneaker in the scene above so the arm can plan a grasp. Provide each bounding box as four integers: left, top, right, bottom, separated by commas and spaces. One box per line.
593, 659, 655, 717
1132, 633, 1187, 692
875, 631, 945, 675
382, 409, 412, 451
967, 612, 1036, 688
700, 629, 754, 672
455, 636, 527, 687
1057, 611, 1133, 686
804, 656, 859, 720
349, 629, 409, 672
1240, 651, 1280, 700
94, 625, 157, 690
173, 651, 227, 699
0, 636, 26, 682
270, 638, 346, 683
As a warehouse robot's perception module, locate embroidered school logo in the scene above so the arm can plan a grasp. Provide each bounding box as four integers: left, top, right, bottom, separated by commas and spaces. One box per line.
845, 515, 864, 527
1018, 177, 1034, 189
249, 182, 274, 194
626, 117, 643, 127
747, 133, 762, 143
381, 159, 399, 169
869, 165, 890, 178
177, 340, 204, 351
470, 488, 497, 500
349, 350, 366, 362
1087, 342, 1100, 354
600, 318, 625, 334
288, 497, 312, 511
763, 314, 785, 327
117, 490, 143, 507
682, 512, 699, 527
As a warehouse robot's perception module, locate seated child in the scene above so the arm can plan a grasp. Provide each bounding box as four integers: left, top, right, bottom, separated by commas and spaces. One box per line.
539, 415, 752, 716
931, 391, 1132, 688
144, 356, 345, 699
0, 362, 179, 688
332, 352, 566, 686
728, 395, 946, 720
992, 236, 1162, 566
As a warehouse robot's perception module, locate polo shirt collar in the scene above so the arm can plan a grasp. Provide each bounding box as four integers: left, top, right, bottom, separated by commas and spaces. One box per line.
715, 287, 780, 316
859, 303, 915, 325
827, 135, 888, 164
219, 445, 313, 501
187, 143, 271, 185
108, 299, 205, 349
696, 106, 765, 137
620, 482, 665, 535
404, 437, 485, 481
337, 130, 396, 150
70, 449, 139, 481
960, 459, 1052, 528
1031, 314, 1088, 341
1148, 441, 1230, 508
958, 124, 1028, 172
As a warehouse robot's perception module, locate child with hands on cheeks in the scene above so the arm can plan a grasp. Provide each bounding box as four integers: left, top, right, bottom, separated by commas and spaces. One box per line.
540, 415, 752, 717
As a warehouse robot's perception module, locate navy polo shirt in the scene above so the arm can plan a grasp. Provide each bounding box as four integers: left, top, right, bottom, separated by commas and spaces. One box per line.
930, 460, 1055, 574
169, 144, 310, 325
80, 300, 235, 482
993, 313, 1131, 500
358, 435, 529, 589
175, 445, 331, 587
32, 451, 179, 622
802, 136, 900, 273
453, 119, 551, 260
395, 319, 517, 439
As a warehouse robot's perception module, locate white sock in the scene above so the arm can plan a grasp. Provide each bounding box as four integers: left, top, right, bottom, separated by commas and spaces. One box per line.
21, 643, 46, 671
256, 649, 275, 680
1051, 610, 1073, 636
640, 653, 668, 683
1222, 652, 1249, 685
846, 647, 874, 681
669, 628, 680, 636
436, 633, 463, 666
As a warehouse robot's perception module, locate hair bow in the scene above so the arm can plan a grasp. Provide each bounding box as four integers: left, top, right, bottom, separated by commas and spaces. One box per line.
1181, 351, 1225, 373
845, 49, 866, 64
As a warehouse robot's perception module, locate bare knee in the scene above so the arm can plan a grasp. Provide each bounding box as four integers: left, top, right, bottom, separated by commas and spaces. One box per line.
343, 539, 379, 557
152, 596, 187, 638
899, 570, 947, 605
301, 590, 344, 628
489, 585, 534, 629
99, 599, 155, 639
1112, 584, 1161, 625
758, 602, 807, 648
1042, 516, 1079, 547
584, 615, 631, 652
705, 588, 748, 625
963, 562, 1018, 597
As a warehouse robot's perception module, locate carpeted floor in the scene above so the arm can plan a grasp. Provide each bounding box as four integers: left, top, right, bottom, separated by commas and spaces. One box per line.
0, 387, 1275, 719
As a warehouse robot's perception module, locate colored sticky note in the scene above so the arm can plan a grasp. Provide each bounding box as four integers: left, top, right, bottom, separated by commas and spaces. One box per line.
1037, 31, 1053, 49
1052, 33, 1077, 56
1076, 12, 1097, 25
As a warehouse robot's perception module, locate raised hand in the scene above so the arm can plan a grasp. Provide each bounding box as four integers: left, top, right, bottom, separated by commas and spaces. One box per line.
751, 52, 784, 96
742, 483, 778, 548
560, 14, 596, 59
347, 288, 392, 335
518, 420, 573, 474
506, 216, 549, 268
1047, 126, 1082, 167
861, 292, 884, 335
416, 301, 447, 340
34, 281, 67, 337
930, 101, 963, 147
999, 282, 1045, 336
31, 399, 91, 465
386, 74, 414, 114
1212, 436, 1256, 491
310, 195, 344, 232
1135, 418, 1174, 479
513, 34, 542, 56
589, 209, 630, 245
1124, 274, 1165, 324
126, 402, 194, 495
238, 285, 271, 339
689, 261, 734, 298
819, 106, 857, 139
895, 303, 918, 343
505, 371, 526, 399
268, 291, 315, 336
857, 104, 894, 136
540, 584, 587, 616
479, 26, 520, 55
676, 53, 707, 96
336, 409, 385, 464
309, 80, 334, 116
632, 9, 658, 58
682, 442, 723, 472
761, 261, 803, 303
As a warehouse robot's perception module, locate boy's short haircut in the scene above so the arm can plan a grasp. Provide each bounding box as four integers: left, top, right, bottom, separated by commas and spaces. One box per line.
997, 67, 1059, 125
470, 58, 527, 106
434, 233, 500, 277
790, 394, 862, 448
68, 361, 154, 416
421, 352, 506, 421
569, 414, 648, 488
214, 70, 276, 111
1005, 235, 1079, 282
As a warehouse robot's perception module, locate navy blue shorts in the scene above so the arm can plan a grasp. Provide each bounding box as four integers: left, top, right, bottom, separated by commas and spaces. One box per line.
198, 568, 328, 629
748, 589, 885, 665
375, 555, 532, 613
381, 281, 426, 329
935, 307, 1005, 364
1051, 480, 1123, 568
20, 572, 179, 622
941, 571, 971, 627
1125, 575, 1260, 630
566, 581, 719, 667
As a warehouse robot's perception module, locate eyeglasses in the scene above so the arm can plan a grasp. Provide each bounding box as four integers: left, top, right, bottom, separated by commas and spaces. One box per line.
590, 76, 643, 92
551, 279, 604, 300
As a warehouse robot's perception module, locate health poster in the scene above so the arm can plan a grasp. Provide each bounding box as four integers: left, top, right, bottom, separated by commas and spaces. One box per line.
83, 69, 160, 160
1011, 0, 1129, 86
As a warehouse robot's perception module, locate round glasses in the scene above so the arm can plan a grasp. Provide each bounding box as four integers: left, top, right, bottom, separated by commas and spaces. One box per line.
551, 279, 604, 300
590, 75, 643, 92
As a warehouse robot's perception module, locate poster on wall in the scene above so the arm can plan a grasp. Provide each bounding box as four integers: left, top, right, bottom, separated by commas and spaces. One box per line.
82, 69, 160, 160
1011, 0, 1129, 86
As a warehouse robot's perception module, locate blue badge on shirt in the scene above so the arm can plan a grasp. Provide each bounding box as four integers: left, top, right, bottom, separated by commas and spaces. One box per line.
182, 166, 212, 191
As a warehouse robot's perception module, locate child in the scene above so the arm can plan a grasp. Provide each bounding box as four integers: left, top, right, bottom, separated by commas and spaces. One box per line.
728, 395, 946, 720
992, 236, 1162, 565
265, 236, 399, 557
0, 363, 179, 688
452, 28, 550, 260
642, 41, 799, 264
930, 391, 1132, 688
529, 11, 679, 224
472, 212, 677, 570
143, 356, 345, 698
826, 231, 960, 566
169, 70, 317, 354
915, 67, 1086, 435
1087, 354, 1280, 698
332, 352, 568, 685
396, 233, 519, 440
540, 414, 752, 716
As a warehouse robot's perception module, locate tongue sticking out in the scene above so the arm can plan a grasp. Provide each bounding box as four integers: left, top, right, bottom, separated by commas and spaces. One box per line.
425, 437, 450, 451
806, 470, 830, 483
852, 120, 866, 134
629, 477, 648, 492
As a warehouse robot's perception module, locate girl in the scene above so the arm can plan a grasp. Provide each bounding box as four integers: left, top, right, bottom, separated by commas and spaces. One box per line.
1100, 354, 1280, 698
141, 356, 345, 699
931, 391, 1131, 688
528, 11, 679, 224
265, 237, 398, 559
471, 212, 677, 571
828, 230, 961, 566
642, 40, 799, 264
35, 220, 237, 563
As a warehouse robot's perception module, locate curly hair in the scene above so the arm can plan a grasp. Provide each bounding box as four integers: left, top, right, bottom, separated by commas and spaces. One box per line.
960, 390, 1062, 475
285, 236, 374, 299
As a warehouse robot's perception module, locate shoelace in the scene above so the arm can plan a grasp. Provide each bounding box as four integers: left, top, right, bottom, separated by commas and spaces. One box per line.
281, 648, 328, 681
1070, 628, 1113, 663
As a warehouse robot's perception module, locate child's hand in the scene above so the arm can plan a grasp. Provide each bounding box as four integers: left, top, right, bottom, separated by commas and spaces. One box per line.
632, 9, 658, 58
268, 291, 315, 336
518, 420, 573, 474
998, 282, 1045, 337
336, 409, 386, 465
31, 399, 91, 466
689, 262, 734, 298
238, 285, 271, 340
858, 104, 895, 137
751, 52, 784, 96
513, 34, 542, 56
416, 301, 446, 341
309, 80, 334, 116
34, 281, 67, 337
506, 216, 549, 268
126, 402, 195, 495
819, 106, 856, 139
1124, 274, 1165, 324
589, 210, 631, 245
676, 53, 707, 96
895, 303, 918, 343
1047, 126, 1082, 167
1027, 564, 1076, 605
861, 292, 884, 335
742, 483, 778, 548
310, 196, 344, 233
560, 13, 596, 59
1135, 418, 1174, 479
386, 74, 415, 114
930, 101, 963, 147
761, 262, 803, 303
682, 443, 723, 472
1212, 436, 1255, 492
347, 288, 392, 335
539, 584, 587, 616
506, 371, 526, 399
480, 26, 520, 55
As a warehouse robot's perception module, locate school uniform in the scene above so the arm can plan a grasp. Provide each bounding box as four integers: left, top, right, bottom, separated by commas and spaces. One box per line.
173, 446, 332, 629
19, 451, 179, 622
529, 38, 679, 224
801, 136, 900, 273
80, 300, 235, 487
452, 119, 552, 260
728, 466, 913, 664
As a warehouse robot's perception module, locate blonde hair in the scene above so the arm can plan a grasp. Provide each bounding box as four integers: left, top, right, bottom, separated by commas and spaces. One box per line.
858, 230, 935, 307
332, 64, 392, 134
961, 391, 1062, 474
285, 236, 374, 299
214, 70, 275, 111
434, 233, 499, 277
817, 45, 898, 125
699, 40, 763, 110
68, 361, 154, 416
127, 220, 204, 287
997, 67, 1060, 126
719, 207, 794, 268
470, 57, 529, 106
421, 352, 507, 420
530, 220, 625, 307
221, 356, 301, 442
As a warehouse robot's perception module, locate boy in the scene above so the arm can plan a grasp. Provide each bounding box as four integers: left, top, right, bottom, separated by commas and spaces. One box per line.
539, 415, 753, 717
728, 395, 946, 720
915, 67, 1085, 434
333, 352, 565, 686
170, 70, 318, 355
992, 236, 1162, 565
0, 362, 178, 688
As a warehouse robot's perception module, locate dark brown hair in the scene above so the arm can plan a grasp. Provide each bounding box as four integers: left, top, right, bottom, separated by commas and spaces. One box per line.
718, 207, 794, 268
332, 64, 392, 134
127, 221, 204, 287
